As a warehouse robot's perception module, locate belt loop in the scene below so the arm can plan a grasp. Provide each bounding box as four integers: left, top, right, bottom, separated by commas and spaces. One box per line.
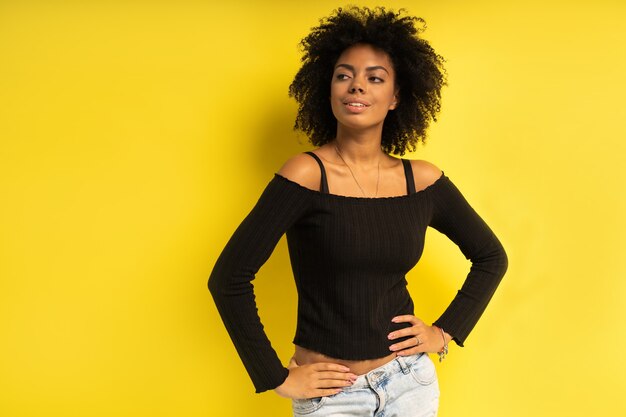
397, 355, 410, 374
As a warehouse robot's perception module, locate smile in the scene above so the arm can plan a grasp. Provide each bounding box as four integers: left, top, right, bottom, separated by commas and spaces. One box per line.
343, 102, 370, 113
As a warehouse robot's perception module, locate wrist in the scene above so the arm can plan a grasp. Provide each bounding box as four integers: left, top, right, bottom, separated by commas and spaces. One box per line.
431, 325, 453, 344
432, 325, 449, 362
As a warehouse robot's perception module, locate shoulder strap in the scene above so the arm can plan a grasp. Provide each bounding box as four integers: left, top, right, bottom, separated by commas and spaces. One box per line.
304, 151, 329, 194
401, 159, 416, 195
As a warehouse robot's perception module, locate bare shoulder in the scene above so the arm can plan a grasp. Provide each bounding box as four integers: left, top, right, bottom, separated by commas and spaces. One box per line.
409, 159, 444, 191
276, 152, 322, 191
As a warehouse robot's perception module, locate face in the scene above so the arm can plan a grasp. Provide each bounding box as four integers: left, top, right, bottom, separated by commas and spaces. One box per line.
330, 43, 399, 134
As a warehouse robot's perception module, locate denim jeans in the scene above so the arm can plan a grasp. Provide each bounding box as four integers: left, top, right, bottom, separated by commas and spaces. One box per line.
291, 352, 440, 417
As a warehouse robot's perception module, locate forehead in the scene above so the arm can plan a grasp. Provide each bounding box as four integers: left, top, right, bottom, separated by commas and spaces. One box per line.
335, 43, 394, 71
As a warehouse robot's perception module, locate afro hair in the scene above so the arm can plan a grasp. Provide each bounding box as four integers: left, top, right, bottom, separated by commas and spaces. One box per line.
289, 6, 447, 155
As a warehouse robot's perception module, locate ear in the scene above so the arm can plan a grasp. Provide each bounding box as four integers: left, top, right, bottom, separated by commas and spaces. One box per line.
389, 92, 399, 110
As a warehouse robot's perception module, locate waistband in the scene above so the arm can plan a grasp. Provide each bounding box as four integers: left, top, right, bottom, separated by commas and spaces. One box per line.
344, 352, 424, 391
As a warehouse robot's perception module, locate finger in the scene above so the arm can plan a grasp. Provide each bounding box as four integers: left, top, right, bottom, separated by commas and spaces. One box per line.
314, 378, 355, 389
312, 362, 352, 373
395, 346, 423, 356
388, 327, 424, 340
316, 371, 358, 381
391, 315, 423, 325
314, 388, 344, 398
389, 335, 423, 352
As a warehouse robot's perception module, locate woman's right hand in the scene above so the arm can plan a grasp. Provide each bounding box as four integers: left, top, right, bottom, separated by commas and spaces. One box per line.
273, 356, 357, 399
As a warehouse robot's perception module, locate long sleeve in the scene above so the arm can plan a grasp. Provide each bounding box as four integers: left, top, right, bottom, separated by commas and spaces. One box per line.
208, 174, 313, 393
429, 175, 508, 346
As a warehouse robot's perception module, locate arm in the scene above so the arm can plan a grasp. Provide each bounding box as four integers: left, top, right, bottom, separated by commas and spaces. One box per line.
208, 174, 312, 393
429, 174, 509, 346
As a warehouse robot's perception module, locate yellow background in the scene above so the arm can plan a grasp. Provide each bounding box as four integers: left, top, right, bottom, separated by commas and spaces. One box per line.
1, 1, 624, 416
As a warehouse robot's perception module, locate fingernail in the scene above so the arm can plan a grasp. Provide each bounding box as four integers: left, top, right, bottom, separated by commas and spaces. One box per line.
387, 333, 394, 339
341, 366, 351, 372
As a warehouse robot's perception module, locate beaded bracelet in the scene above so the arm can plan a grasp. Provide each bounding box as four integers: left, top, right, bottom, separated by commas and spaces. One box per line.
437, 326, 448, 362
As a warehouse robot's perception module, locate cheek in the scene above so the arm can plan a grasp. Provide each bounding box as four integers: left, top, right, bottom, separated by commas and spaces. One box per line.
329, 84, 343, 114
330, 81, 342, 99
330, 100, 342, 120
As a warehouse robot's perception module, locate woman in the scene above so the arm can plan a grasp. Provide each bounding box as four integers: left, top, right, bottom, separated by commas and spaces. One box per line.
209, 6, 508, 416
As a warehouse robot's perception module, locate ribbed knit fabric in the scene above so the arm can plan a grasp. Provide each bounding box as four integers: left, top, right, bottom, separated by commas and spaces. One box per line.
208, 169, 508, 393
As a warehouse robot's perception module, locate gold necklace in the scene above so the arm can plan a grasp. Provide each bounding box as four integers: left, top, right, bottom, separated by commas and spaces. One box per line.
334, 143, 380, 197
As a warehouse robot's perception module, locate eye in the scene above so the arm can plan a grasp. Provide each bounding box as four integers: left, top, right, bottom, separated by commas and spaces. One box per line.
369, 76, 384, 83
335, 73, 350, 80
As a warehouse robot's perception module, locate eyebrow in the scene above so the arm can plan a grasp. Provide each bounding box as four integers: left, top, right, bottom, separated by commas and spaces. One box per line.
334, 63, 390, 74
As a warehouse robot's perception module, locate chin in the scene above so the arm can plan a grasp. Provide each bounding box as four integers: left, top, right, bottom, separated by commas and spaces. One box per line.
335, 118, 385, 132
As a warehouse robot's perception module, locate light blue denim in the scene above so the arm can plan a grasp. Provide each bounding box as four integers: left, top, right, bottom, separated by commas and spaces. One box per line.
291, 352, 440, 417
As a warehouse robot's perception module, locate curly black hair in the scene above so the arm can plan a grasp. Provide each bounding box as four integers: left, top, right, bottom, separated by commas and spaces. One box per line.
288, 6, 447, 156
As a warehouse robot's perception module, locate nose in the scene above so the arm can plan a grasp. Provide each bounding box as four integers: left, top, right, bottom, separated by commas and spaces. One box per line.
349, 85, 365, 93
349, 77, 366, 94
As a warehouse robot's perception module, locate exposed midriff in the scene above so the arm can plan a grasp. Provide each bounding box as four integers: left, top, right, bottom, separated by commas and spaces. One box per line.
294, 345, 398, 376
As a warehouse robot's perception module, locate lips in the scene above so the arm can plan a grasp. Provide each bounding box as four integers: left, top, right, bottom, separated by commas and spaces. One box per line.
343, 98, 371, 106
343, 97, 371, 113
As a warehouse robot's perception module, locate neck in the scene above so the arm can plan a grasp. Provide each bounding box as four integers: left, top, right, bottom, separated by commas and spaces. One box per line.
334, 125, 385, 166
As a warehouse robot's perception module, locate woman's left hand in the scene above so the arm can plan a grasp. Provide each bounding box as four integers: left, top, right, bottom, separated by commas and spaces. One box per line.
387, 315, 451, 355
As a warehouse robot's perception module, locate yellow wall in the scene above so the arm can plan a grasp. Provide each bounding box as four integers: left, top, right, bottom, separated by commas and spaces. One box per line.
1, 1, 624, 416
